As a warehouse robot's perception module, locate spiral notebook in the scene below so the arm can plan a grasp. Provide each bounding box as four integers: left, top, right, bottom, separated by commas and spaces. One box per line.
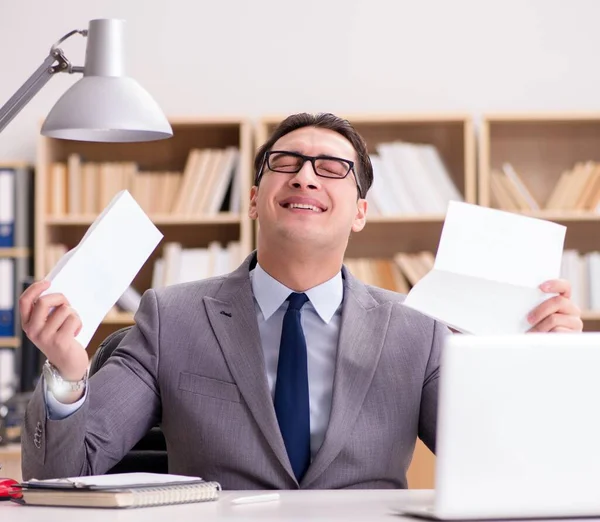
18, 472, 221, 509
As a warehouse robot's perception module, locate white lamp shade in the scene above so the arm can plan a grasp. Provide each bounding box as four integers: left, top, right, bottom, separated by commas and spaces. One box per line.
41, 76, 173, 142
41, 19, 172, 142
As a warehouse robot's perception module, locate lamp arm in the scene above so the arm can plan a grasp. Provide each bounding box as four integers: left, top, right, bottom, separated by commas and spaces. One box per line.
0, 29, 87, 134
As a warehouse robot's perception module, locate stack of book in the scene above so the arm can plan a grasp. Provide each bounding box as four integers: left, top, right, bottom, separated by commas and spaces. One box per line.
367, 142, 463, 215
151, 241, 242, 289
344, 258, 409, 293
48, 147, 241, 217
490, 161, 600, 213
546, 162, 600, 212
560, 250, 600, 311
345, 251, 435, 293
0, 164, 33, 402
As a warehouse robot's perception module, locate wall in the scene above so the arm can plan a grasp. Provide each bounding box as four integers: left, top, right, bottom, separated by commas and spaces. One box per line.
1, 0, 600, 160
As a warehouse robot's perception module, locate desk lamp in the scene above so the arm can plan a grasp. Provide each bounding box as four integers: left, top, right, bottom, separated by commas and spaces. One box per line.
0, 18, 172, 450
0, 18, 172, 141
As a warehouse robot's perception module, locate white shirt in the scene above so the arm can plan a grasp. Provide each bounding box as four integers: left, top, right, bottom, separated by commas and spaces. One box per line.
46, 263, 344, 460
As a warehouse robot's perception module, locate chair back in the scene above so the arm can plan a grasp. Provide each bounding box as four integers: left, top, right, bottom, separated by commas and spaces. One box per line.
89, 326, 168, 474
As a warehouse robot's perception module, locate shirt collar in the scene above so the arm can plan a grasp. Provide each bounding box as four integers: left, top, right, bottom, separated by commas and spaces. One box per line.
251, 262, 343, 324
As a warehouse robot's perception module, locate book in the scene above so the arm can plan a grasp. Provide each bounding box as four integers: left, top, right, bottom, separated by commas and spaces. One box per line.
0, 348, 15, 402
502, 162, 540, 211
13, 164, 33, 249
0, 168, 15, 247
0, 258, 14, 336
18, 472, 221, 509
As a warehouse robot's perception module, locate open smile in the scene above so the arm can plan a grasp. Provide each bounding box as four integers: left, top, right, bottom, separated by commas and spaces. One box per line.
279, 197, 328, 213
280, 202, 325, 213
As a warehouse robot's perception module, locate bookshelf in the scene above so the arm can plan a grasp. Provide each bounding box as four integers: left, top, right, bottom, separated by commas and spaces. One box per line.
0, 163, 34, 406
258, 113, 476, 489
0, 245, 27, 349
36, 117, 253, 356
0, 338, 19, 348
479, 113, 600, 331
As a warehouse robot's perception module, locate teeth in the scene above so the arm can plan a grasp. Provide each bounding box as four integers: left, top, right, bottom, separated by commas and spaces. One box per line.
288, 203, 322, 212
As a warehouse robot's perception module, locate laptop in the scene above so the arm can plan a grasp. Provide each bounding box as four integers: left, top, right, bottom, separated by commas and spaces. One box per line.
401, 332, 600, 520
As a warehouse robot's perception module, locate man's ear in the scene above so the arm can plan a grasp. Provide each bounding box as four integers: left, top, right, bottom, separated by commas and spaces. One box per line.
249, 185, 259, 220
351, 198, 367, 232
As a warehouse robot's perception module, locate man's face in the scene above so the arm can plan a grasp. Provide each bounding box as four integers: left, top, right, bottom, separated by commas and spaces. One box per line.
249, 126, 367, 250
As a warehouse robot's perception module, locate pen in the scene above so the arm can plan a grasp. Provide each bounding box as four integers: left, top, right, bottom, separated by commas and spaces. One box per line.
231, 493, 281, 505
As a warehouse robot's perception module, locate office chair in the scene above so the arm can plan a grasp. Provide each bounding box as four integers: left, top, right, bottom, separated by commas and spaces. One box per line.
88, 326, 168, 474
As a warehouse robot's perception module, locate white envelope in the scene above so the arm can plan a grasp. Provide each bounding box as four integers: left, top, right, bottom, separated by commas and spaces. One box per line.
403, 202, 566, 334
42, 190, 163, 349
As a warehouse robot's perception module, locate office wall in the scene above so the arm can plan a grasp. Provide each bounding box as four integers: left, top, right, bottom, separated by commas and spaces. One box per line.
1, 0, 599, 160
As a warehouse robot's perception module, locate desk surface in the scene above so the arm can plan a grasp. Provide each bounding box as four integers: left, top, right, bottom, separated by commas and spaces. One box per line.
0, 489, 433, 521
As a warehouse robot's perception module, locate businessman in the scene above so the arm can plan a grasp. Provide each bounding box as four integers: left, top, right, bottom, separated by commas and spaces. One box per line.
19, 113, 583, 489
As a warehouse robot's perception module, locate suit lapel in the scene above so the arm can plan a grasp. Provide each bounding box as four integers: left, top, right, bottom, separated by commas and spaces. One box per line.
301, 268, 392, 488
203, 254, 295, 481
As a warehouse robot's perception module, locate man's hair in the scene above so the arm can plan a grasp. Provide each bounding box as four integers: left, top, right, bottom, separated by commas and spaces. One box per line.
253, 112, 373, 198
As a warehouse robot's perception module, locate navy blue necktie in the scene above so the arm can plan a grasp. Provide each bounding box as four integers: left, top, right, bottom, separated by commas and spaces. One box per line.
274, 292, 310, 481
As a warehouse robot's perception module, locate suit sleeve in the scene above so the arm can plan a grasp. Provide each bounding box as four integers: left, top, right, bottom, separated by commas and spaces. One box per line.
21, 289, 162, 480
418, 320, 449, 453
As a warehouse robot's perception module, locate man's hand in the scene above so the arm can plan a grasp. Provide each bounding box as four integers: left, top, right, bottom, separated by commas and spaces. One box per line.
19, 280, 89, 381
527, 279, 583, 333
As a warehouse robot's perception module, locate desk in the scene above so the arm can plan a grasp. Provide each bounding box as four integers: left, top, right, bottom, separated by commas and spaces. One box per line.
0, 489, 433, 521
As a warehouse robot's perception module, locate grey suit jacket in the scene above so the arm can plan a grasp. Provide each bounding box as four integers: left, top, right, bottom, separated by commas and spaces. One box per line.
22, 253, 447, 489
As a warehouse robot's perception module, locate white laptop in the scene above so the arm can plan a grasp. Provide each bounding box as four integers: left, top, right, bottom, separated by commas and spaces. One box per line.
401, 332, 600, 520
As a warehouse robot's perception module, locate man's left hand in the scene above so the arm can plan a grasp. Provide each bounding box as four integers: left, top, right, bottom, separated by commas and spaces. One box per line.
527, 279, 583, 333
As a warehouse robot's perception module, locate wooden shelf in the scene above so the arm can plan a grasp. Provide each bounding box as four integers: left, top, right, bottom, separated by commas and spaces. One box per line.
518, 211, 600, 222
0, 247, 30, 258
367, 214, 446, 224
46, 213, 243, 226
479, 114, 600, 210
479, 113, 600, 335
36, 118, 254, 280
347, 220, 445, 258
481, 112, 600, 122
103, 312, 135, 325
0, 337, 19, 348
478, 114, 600, 238
583, 311, 600, 332
582, 311, 600, 321
37, 118, 254, 356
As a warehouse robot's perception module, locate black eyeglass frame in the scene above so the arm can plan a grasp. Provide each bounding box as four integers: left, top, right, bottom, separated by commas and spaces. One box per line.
256, 150, 363, 198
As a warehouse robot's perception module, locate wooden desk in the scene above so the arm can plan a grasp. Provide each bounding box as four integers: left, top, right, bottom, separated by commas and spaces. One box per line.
0, 489, 433, 521
0, 444, 21, 481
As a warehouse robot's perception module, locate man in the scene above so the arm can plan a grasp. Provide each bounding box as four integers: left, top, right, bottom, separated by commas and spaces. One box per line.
19, 113, 583, 489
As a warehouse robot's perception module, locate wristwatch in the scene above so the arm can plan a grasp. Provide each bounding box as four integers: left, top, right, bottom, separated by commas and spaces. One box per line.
42, 360, 88, 398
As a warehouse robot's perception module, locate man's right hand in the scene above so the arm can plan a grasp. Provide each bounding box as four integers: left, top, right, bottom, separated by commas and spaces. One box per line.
19, 280, 89, 386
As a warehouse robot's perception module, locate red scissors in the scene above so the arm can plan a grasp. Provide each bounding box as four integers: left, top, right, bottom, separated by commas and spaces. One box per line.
0, 478, 22, 501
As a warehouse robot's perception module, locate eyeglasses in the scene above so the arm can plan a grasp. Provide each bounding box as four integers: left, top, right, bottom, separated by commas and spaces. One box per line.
257, 150, 363, 197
